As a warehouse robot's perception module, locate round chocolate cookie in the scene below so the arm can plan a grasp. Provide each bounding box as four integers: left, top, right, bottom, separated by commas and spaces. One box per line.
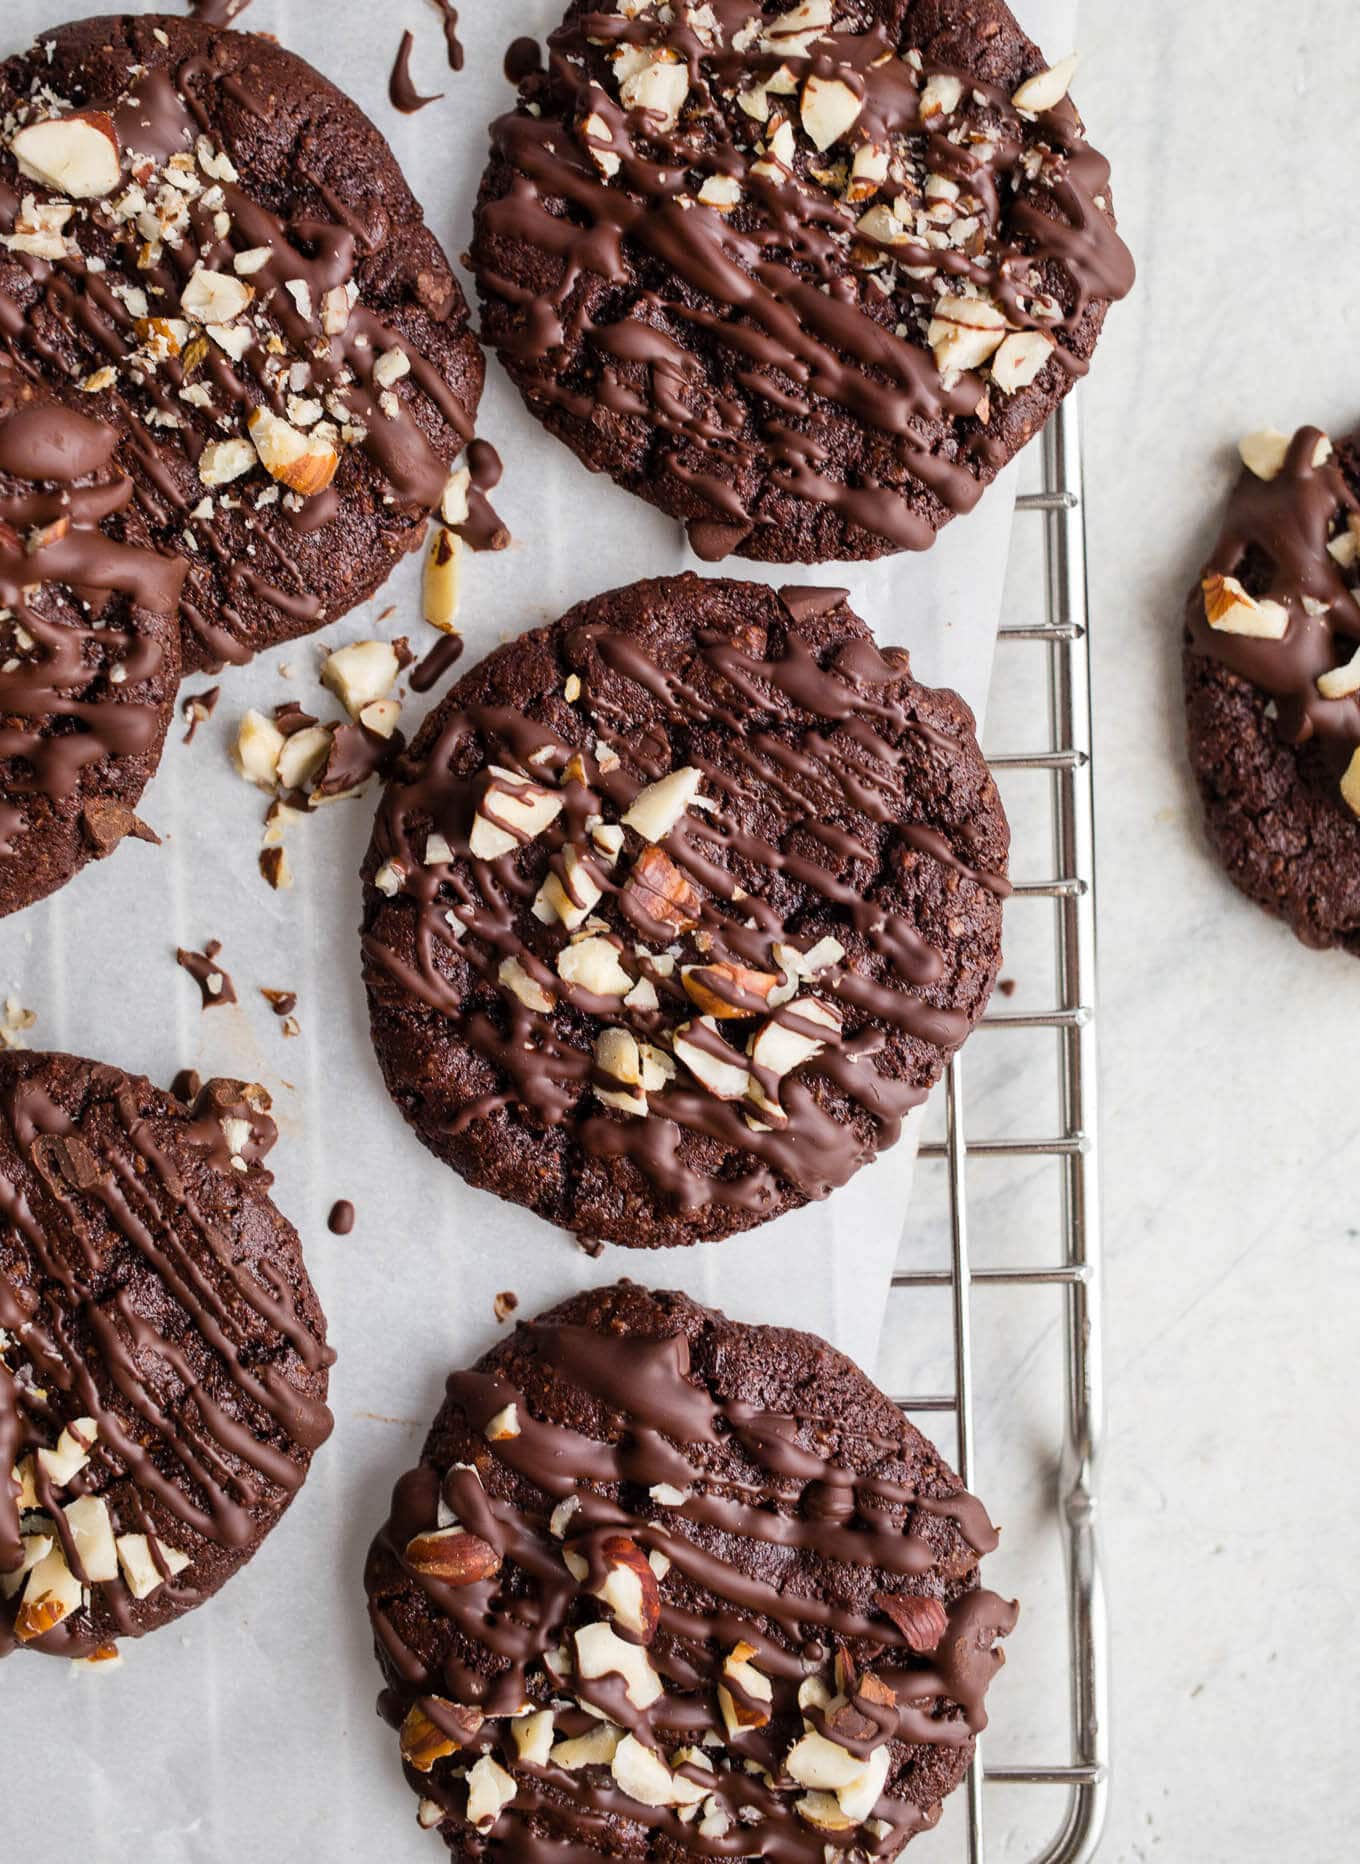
0, 368, 184, 917
366, 1281, 1017, 1857
473, 0, 1134, 565
0, 1052, 334, 1662
362, 573, 1008, 1249
0, 13, 486, 671
1185, 426, 1360, 955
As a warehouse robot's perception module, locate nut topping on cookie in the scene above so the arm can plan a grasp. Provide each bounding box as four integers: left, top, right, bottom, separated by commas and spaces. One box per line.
365, 1286, 1016, 1854
474, 1, 1131, 562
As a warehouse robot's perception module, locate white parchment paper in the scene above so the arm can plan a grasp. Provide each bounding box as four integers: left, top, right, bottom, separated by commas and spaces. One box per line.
0, 1, 1072, 1857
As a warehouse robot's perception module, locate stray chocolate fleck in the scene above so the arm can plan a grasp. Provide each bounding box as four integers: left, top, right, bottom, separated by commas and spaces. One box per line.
327, 1199, 356, 1235
273, 702, 320, 738
493, 1290, 519, 1324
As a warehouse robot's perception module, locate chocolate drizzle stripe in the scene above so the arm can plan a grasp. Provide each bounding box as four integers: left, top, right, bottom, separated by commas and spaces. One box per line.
0, 378, 184, 883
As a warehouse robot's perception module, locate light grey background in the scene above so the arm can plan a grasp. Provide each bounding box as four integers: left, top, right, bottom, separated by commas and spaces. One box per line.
1074, 2, 1357, 1857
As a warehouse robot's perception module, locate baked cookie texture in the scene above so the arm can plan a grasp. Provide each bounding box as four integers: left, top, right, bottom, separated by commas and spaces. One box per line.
0, 1051, 333, 1662
1185, 426, 1360, 955
473, 0, 1134, 565
361, 573, 1008, 1250
0, 366, 183, 916
365, 1280, 1017, 1858
0, 13, 485, 671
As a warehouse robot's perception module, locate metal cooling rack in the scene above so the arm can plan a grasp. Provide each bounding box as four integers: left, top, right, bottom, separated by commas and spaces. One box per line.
886, 393, 1108, 1863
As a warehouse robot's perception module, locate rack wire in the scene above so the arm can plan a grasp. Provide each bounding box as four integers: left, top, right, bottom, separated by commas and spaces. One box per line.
886, 393, 1108, 1862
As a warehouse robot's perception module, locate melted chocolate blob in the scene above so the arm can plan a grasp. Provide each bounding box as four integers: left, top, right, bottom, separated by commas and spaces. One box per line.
1185, 425, 1360, 952
365, 1281, 1017, 1858
1, 1052, 333, 1659
327, 1198, 355, 1235
473, 0, 1133, 563
362, 574, 1008, 1250
1188, 428, 1360, 780
176, 939, 237, 1010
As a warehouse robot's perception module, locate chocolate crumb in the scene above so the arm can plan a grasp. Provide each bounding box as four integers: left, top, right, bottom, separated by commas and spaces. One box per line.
261, 988, 298, 1018
327, 1199, 355, 1235
81, 799, 159, 856
493, 1290, 519, 1324
998, 977, 1017, 997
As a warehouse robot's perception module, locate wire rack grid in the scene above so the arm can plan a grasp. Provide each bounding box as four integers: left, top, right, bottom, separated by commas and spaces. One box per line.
885, 393, 1109, 1864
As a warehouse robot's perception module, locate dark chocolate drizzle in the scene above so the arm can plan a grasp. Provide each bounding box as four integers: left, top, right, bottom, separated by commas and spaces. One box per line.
391, 31, 445, 114
0, 377, 184, 883
1, 1056, 333, 1658
474, 0, 1134, 559
366, 1289, 1017, 1857
0, 17, 492, 667
1187, 426, 1360, 795
187, 0, 255, 22
364, 578, 1007, 1238
433, 1, 466, 74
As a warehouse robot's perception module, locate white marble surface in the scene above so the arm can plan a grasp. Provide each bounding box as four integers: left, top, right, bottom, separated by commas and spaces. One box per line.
1064, 3, 1359, 1858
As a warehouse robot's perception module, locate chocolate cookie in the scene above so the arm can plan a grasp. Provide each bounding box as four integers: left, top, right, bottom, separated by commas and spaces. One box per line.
0, 368, 183, 917
0, 1052, 334, 1661
0, 13, 486, 671
362, 573, 1008, 1249
473, 0, 1133, 565
365, 1281, 1017, 1857
1185, 426, 1360, 954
